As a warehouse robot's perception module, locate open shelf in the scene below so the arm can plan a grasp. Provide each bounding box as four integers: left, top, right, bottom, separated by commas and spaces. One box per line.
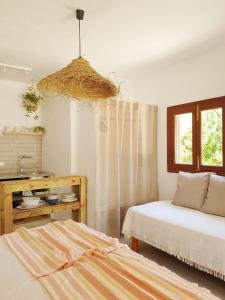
13, 201, 80, 220
2, 132, 44, 136
0, 176, 87, 234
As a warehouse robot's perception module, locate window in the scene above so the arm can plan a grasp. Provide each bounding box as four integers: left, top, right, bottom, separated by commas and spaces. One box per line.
167, 96, 225, 175
175, 113, 193, 165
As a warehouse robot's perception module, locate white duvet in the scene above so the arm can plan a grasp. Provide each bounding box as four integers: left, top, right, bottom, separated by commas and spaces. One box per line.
0, 237, 50, 300
122, 200, 225, 278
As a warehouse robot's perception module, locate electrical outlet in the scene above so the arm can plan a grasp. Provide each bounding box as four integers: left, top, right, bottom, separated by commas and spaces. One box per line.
0, 161, 5, 167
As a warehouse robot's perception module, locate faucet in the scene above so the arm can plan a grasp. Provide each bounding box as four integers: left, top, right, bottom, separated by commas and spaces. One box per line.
17, 155, 32, 174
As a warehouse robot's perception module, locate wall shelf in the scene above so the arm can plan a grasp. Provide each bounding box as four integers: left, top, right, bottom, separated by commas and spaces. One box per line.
1, 132, 44, 136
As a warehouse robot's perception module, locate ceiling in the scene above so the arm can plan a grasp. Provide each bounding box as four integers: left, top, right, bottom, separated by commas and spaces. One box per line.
1, 0, 225, 83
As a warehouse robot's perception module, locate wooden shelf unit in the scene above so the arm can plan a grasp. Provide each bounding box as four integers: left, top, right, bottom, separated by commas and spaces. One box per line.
0, 176, 87, 234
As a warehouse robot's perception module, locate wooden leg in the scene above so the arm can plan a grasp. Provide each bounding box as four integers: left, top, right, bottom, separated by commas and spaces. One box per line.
131, 237, 139, 252
72, 209, 79, 222
2, 187, 13, 234
79, 177, 87, 224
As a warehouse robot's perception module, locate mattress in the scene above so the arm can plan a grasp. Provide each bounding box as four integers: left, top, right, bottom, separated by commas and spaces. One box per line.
122, 200, 225, 279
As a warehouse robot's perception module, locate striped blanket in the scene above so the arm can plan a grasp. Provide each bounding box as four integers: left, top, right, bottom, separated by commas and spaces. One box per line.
5, 220, 219, 300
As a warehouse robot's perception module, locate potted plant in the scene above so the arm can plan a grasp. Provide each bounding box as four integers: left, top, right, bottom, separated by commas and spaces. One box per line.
33, 126, 45, 134
22, 85, 43, 119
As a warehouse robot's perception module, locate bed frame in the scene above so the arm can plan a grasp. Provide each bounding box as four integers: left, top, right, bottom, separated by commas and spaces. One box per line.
131, 237, 139, 252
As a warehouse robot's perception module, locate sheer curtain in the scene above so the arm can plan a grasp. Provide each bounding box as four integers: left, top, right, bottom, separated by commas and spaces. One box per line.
95, 99, 158, 237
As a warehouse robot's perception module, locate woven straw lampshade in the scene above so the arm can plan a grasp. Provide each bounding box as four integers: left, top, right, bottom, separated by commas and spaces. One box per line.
38, 9, 118, 101
37, 57, 118, 101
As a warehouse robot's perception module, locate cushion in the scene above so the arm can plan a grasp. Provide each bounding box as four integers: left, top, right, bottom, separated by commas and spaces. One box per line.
201, 174, 225, 217
172, 172, 210, 210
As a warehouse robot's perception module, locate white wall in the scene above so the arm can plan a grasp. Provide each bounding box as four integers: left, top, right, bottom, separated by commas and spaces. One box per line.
42, 96, 71, 176
42, 99, 98, 226
127, 44, 225, 199
71, 104, 96, 227
0, 80, 42, 132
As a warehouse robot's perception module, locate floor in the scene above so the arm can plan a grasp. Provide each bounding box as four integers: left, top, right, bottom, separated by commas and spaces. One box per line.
137, 242, 225, 299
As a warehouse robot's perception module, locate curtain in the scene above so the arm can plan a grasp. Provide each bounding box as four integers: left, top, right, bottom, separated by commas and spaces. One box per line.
95, 99, 158, 237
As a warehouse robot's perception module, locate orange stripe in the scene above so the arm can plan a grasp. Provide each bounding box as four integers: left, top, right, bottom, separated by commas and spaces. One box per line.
99, 254, 168, 299
36, 228, 78, 262
5, 234, 44, 276
85, 255, 157, 300
47, 223, 93, 250
55, 222, 105, 248
109, 250, 212, 300
113, 250, 208, 300
65, 221, 115, 247
41, 274, 71, 300
17, 229, 64, 271
71, 260, 119, 300
61, 267, 93, 300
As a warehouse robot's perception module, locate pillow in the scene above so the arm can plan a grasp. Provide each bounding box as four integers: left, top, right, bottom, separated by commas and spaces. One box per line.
172, 171, 210, 210
201, 174, 225, 217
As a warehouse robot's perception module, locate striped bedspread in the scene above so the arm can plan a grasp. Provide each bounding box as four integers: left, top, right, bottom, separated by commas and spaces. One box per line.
5, 220, 219, 300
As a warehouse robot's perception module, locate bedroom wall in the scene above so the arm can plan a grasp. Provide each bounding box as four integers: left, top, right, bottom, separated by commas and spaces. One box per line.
127, 44, 225, 200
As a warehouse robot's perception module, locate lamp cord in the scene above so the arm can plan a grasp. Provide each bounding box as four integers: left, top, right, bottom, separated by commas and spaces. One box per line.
78, 19, 81, 58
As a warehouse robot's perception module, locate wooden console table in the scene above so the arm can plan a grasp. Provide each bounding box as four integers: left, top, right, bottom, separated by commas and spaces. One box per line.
0, 176, 87, 234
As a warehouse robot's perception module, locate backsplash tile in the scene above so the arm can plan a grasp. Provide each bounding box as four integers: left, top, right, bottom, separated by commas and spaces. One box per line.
0, 135, 42, 173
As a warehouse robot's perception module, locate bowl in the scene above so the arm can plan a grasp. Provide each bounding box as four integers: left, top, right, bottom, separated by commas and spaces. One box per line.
22, 196, 40, 207
47, 198, 58, 205
47, 193, 59, 199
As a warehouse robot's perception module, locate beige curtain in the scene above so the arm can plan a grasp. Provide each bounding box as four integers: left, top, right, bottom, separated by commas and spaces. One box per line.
95, 100, 158, 237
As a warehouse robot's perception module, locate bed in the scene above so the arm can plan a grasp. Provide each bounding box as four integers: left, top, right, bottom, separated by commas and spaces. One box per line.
0, 219, 219, 300
122, 200, 225, 280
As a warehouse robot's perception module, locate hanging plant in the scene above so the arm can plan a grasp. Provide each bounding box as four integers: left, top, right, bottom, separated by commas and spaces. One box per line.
22, 85, 43, 119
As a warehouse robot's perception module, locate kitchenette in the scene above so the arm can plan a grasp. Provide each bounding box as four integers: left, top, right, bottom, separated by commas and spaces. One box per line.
0, 130, 86, 235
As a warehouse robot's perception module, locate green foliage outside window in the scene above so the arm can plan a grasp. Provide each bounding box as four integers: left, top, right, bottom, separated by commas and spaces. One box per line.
179, 109, 222, 166
179, 127, 192, 164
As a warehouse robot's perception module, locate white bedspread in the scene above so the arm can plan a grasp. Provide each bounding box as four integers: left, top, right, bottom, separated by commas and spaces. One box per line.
122, 200, 225, 278
0, 236, 50, 300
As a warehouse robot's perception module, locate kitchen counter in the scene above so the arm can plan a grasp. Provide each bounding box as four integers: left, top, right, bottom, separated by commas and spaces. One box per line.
0, 176, 87, 234
0, 171, 54, 181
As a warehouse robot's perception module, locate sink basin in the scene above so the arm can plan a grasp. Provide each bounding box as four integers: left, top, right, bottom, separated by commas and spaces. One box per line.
0, 171, 54, 181
23, 171, 47, 175
22, 171, 54, 179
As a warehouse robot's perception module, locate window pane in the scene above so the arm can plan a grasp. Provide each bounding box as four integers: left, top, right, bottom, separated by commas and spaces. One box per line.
175, 113, 193, 164
201, 108, 223, 166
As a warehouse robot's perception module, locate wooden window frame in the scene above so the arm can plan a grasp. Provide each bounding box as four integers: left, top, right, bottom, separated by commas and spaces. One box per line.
167, 96, 225, 175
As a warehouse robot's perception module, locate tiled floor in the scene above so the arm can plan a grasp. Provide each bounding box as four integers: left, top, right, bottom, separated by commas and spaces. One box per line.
137, 242, 225, 299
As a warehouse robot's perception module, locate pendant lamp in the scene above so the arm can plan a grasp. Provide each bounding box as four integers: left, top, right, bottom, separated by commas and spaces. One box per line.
37, 9, 118, 101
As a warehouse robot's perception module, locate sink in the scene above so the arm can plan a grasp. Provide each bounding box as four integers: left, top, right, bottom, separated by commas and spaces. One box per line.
23, 171, 50, 176
23, 171, 43, 175
22, 171, 54, 179
0, 171, 54, 181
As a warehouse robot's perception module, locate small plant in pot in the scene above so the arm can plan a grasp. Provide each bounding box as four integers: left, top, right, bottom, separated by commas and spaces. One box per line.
22, 85, 43, 120
33, 126, 45, 134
